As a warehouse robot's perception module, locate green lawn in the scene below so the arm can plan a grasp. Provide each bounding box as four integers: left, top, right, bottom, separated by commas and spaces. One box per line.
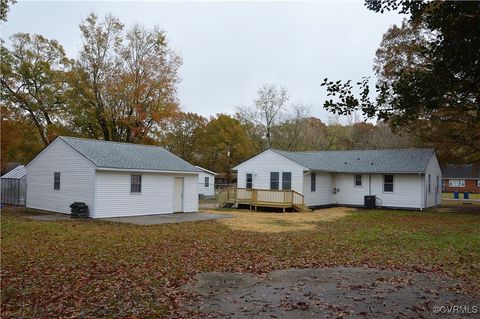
443, 191, 480, 200
1, 206, 480, 318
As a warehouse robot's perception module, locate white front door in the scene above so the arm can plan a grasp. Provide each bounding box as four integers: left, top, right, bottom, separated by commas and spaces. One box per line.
174, 177, 184, 212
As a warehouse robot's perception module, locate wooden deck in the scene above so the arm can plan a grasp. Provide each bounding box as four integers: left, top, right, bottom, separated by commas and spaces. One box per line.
219, 187, 308, 212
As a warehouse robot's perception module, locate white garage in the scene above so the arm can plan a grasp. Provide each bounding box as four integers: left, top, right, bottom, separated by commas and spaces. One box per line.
26, 136, 200, 218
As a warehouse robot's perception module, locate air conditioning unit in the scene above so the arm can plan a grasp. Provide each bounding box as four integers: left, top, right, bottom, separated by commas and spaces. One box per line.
364, 195, 376, 209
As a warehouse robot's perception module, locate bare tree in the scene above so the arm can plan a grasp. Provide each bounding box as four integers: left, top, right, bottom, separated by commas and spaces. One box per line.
236, 84, 288, 150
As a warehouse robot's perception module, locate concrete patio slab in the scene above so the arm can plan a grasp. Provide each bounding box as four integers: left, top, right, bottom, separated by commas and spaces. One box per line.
100, 212, 234, 225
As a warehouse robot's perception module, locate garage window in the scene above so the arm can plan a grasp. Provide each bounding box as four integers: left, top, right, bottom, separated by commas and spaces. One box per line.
53, 172, 60, 190
131, 175, 142, 193
204, 177, 209, 188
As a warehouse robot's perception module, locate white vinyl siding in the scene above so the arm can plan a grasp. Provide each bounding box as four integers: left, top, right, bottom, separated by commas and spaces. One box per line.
197, 171, 215, 196
303, 172, 332, 206
236, 150, 305, 194
26, 138, 95, 214
333, 173, 422, 208
424, 153, 442, 208
94, 171, 198, 218
333, 174, 370, 206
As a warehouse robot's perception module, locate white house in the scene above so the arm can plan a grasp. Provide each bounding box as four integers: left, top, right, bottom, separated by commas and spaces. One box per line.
195, 166, 217, 197
233, 148, 442, 210
26, 136, 201, 218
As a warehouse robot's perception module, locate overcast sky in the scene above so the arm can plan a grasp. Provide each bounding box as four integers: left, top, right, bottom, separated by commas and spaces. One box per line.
2, 1, 404, 122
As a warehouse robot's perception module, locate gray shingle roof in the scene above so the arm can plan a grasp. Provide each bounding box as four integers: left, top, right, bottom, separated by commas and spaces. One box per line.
442, 164, 480, 179
1, 165, 27, 179
60, 136, 200, 173
271, 148, 435, 173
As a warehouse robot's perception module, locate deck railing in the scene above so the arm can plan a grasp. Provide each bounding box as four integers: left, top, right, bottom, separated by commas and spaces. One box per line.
219, 187, 306, 211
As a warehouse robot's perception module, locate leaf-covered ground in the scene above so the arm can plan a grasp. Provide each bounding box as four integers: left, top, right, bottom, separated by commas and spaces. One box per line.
1, 206, 479, 318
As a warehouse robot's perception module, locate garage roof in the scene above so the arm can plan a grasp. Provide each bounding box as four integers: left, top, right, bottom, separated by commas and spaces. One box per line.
60, 136, 200, 173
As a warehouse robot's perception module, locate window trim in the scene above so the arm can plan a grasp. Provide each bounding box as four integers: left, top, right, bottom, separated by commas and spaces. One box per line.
204, 176, 209, 188
270, 172, 279, 190
53, 172, 60, 190
383, 174, 394, 193
282, 172, 292, 190
311, 173, 316, 192
131, 174, 142, 193
428, 174, 431, 193
354, 174, 362, 187
246, 173, 253, 189
448, 179, 465, 188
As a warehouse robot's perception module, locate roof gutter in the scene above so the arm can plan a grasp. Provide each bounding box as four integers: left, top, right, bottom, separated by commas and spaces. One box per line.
96, 167, 200, 174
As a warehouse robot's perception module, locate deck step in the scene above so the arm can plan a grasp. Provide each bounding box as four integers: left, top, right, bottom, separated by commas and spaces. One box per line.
222, 202, 235, 209
294, 204, 310, 212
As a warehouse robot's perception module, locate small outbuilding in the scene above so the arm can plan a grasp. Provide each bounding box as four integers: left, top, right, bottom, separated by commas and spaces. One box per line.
1, 165, 27, 205
26, 136, 201, 218
195, 166, 217, 197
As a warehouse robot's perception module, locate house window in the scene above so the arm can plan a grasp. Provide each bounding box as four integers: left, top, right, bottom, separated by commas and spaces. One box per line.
311, 173, 316, 192
383, 175, 394, 193
270, 172, 279, 190
478, 179, 480, 187
428, 174, 431, 193
246, 173, 253, 189
448, 179, 465, 187
131, 175, 142, 193
436, 176, 440, 193
53, 172, 60, 190
354, 174, 362, 187
204, 177, 209, 188
282, 172, 292, 190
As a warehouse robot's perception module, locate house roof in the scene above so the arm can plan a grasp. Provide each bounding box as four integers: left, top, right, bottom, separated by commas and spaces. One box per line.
59, 136, 200, 173
1, 165, 27, 179
195, 166, 217, 175
442, 164, 480, 179
270, 148, 436, 173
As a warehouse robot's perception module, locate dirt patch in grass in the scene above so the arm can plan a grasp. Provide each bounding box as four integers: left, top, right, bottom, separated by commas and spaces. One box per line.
209, 207, 354, 233
182, 267, 480, 318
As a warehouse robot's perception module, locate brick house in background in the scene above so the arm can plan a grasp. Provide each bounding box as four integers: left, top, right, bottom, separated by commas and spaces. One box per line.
442, 164, 480, 193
